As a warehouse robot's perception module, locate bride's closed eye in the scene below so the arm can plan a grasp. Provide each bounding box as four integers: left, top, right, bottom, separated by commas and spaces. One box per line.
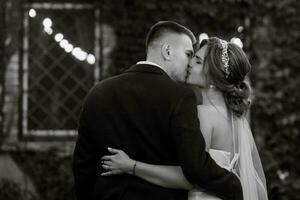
185, 50, 194, 58
186, 53, 193, 58
195, 55, 203, 64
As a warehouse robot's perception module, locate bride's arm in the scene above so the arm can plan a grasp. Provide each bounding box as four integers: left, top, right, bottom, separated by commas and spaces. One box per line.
100, 109, 214, 190
101, 147, 194, 190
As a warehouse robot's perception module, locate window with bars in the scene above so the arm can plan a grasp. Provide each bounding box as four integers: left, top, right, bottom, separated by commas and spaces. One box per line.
22, 3, 101, 138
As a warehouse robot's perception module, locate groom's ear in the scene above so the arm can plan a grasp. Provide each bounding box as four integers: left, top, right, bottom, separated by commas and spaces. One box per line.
161, 44, 171, 61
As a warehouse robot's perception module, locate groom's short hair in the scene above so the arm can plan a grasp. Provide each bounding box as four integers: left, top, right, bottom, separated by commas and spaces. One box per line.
146, 21, 196, 52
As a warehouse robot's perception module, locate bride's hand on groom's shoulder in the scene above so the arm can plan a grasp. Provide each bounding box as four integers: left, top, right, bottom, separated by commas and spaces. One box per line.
101, 147, 135, 176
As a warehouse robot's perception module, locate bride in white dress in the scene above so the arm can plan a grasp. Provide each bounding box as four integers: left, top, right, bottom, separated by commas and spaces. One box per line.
100, 37, 268, 200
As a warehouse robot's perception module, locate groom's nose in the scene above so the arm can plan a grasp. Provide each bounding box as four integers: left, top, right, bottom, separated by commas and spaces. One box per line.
188, 59, 194, 67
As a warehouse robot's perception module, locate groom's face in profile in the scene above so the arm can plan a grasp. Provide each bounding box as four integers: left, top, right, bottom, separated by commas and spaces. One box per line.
170, 34, 194, 82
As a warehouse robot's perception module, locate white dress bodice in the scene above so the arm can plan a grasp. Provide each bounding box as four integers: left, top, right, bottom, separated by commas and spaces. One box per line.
188, 149, 240, 200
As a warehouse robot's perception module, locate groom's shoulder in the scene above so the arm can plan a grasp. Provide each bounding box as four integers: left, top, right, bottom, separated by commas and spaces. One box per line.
94, 74, 124, 88
89, 72, 193, 96
168, 81, 194, 93
160, 81, 196, 102
84, 75, 123, 99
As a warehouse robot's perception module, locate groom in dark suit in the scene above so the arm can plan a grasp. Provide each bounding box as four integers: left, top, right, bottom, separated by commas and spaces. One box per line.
73, 21, 243, 200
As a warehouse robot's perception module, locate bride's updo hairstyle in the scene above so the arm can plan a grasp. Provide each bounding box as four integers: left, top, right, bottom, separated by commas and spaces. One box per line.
200, 37, 251, 117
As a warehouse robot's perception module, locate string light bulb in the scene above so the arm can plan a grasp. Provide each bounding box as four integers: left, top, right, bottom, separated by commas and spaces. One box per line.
29, 9, 37, 18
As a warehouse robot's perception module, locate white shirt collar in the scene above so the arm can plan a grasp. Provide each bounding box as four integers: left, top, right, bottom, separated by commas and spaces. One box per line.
136, 61, 167, 74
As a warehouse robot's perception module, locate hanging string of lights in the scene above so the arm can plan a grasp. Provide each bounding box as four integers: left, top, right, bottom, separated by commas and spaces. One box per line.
28, 8, 96, 65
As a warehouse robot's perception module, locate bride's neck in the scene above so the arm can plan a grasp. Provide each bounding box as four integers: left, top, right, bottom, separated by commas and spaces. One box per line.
202, 86, 226, 107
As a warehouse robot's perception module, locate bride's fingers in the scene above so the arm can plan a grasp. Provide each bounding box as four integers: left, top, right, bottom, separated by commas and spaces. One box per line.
101, 170, 121, 176
101, 160, 113, 166
107, 147, 121, 154
101, 171, 112, 176
101, 155, 114, 161
101, 164, 113, 170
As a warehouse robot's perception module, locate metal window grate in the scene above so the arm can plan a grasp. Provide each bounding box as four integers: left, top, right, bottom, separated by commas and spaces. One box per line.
22, 3, 100, 138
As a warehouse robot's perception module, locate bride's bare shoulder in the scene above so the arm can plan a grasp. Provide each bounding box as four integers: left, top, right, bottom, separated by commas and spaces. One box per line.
197, 105, 220, 123
197, 105, 229, 124
197, 105, 221, 115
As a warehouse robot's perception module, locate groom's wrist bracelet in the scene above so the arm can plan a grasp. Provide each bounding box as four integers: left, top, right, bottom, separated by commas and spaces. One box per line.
132, 161, 137, 175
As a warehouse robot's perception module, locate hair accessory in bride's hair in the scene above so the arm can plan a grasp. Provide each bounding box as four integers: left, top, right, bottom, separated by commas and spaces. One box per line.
219, 39, 230, 78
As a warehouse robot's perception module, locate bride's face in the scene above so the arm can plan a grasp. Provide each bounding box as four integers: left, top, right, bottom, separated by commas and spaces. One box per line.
186, 45, 208, 87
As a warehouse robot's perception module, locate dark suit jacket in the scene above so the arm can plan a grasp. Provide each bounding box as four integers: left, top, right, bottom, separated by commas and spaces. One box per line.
73, 64, 243, 200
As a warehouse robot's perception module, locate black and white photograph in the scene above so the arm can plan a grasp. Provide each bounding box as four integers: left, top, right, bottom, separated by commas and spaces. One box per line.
0, 0, 299, 200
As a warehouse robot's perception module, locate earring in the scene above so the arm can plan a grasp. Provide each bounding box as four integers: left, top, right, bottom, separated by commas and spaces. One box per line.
209, 84, 216, 89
